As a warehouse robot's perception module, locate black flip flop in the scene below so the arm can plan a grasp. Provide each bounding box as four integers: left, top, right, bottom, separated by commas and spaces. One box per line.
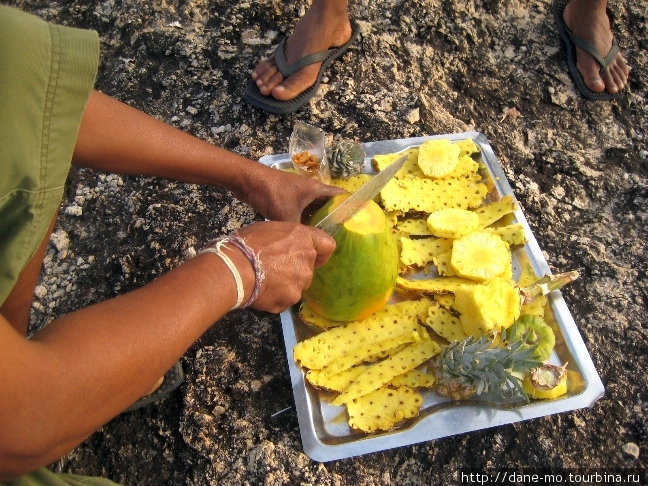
553, 0, 625, 100
243, 20, 360, 114
124, 361, 184, 412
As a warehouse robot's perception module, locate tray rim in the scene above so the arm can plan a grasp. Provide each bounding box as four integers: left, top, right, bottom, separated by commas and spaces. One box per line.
260, 131, 604, 462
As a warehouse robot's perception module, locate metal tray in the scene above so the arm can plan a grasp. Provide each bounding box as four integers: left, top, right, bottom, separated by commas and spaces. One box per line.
259, 131, 604, 462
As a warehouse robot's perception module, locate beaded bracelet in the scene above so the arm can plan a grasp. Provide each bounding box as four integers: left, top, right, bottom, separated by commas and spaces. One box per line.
200, 236, 264, 309
226, 236, 264, 307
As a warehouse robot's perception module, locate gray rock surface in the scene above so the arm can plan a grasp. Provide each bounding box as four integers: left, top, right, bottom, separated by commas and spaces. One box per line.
9, 0, 647, 484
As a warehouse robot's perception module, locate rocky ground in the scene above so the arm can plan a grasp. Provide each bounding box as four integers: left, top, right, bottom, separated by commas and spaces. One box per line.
8, 0, 647, 484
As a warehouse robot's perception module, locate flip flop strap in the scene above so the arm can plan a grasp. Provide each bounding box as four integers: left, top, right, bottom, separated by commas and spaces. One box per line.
274, 38, 335, 78
567, 29, 620, 70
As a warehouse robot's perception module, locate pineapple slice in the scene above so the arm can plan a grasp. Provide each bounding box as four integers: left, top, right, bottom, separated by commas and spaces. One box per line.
453, 277, 521, 337
417, 139, 461, 178
425, 304, 467, 342
331, 331, 441, 406
396, 275, 477, 294
346, 386, 423, 432
397, 217, 432, 236
427, 208, 479, 239
372, 148, 420, 177
388, 369, 436, 389
432, 251, 456, 277
329, 173, 373, 193
450, 231, 511, 282
306, 366, 368, 392
445, 154, 480, 178
523, 364, 568, 399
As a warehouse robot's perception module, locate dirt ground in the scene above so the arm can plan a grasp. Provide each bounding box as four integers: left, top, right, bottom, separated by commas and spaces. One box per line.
8, 0, 648, 484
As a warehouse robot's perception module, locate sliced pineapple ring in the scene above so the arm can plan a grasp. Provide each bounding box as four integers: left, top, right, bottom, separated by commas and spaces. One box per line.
427, 208, 479, 239
418, 139, 460, 178
450, 231, 511, 282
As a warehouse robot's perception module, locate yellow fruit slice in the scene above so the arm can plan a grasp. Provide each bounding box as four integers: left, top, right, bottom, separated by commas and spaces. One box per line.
453, 277, 521, 337
417, 139, 460, 178
331, 331, 441, 406
400, 236, 452, 267
396, 275, 477, 294
475, 195, 517, 228
425, 304, 467, 342
455, 138, 480, 156
427, 208, 479, 239
388, 369, 436, 389
484, 223, 526, 246
450, 231, 511, 282
380, 175, 488, 213
523, 364, 568, 399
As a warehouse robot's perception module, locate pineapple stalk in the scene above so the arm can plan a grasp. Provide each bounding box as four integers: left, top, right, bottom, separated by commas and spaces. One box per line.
519, 270, 580, 305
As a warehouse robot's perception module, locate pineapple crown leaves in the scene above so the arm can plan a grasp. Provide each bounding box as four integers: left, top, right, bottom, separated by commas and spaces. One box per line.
327, 138, 365, 178
435, 331, 542, 402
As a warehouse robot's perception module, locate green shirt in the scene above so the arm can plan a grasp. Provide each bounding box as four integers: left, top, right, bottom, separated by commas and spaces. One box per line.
0, 5, 99, 305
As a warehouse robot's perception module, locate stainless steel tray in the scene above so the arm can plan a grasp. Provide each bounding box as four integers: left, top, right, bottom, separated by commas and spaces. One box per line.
259, 131, 604, 462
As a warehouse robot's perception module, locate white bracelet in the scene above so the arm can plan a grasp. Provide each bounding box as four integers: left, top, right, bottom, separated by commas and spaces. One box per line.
200, 242, 244, 309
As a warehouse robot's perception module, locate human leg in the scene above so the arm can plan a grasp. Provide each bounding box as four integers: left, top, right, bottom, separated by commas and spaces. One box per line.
250, 0, 352, 102
561, 0, 630, 97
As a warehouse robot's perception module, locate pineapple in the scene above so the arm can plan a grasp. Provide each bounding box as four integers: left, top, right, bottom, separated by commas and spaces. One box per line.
453, 277, 521, 337
430, 333, 541, 402
426, 208, 479, 239
523, 363, 568, 399
450, 231, 511, 282
418, 139, 461, 178
508, 315, 555, 361
518, 271, 580, 306
328, 139, 365, 179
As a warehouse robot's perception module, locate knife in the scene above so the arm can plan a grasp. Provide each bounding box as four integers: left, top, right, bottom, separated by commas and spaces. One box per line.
315, 154, 407, 236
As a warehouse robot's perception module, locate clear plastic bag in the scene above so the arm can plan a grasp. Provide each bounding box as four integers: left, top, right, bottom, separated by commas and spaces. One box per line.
289, 121, 331, 183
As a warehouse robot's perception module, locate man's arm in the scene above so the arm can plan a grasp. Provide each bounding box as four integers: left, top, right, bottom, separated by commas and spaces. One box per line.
73, 91, 343, 222
0, 251, 240, 479
0, 220, 334, 480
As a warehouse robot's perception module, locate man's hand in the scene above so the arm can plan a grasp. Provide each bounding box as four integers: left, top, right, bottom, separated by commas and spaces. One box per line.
238, 170, 345, 223
235, 221, 336, 313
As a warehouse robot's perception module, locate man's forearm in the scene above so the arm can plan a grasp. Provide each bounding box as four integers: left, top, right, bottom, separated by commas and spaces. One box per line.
0, 251, 248, 477
73, 90, 266, 198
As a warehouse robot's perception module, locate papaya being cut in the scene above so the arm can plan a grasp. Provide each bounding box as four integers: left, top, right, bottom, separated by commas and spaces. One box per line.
304, 194, 399, 322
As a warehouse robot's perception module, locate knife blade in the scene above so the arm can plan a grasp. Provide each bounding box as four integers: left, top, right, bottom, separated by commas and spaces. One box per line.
315, 154, 407, 236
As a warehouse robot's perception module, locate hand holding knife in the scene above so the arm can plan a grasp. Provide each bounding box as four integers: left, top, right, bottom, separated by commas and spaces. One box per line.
313, 154, 407, 236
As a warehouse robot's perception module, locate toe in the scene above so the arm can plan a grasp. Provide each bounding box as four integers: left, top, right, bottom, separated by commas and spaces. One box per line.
252, 58, 278, 84
260, 71, 286, 96
577, 55, 606, 94
601, 61, 629, 94
272, 64, 320, 101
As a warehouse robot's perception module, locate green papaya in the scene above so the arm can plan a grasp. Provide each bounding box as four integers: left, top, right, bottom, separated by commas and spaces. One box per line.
304, 194, 398, 322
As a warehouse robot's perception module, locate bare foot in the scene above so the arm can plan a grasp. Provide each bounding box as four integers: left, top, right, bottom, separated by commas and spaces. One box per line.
251, 2, 352, 101
563, 0, 630, 95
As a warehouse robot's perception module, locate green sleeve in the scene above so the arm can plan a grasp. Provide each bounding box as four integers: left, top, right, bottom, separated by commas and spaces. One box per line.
0, 5, 99, 305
